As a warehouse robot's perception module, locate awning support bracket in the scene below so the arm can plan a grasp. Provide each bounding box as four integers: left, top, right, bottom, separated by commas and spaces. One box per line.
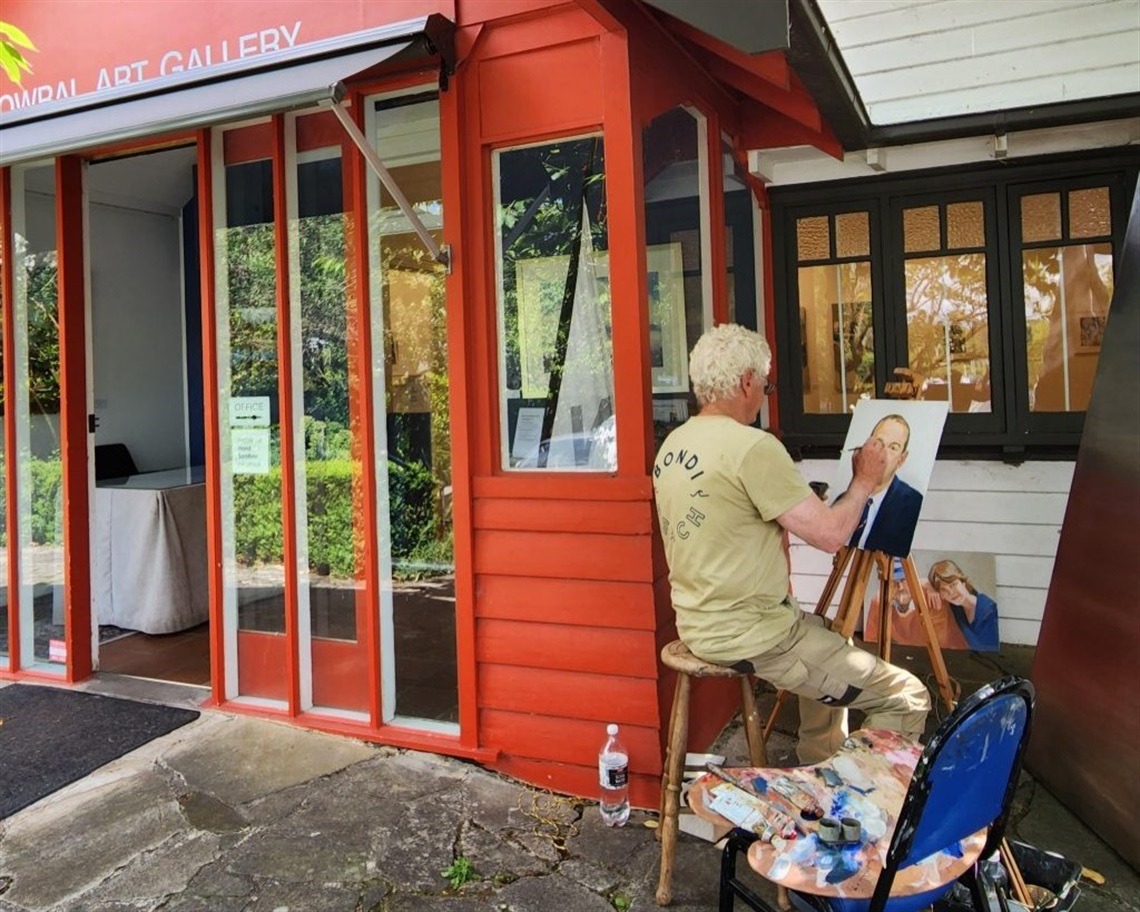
327, 97, 451, 273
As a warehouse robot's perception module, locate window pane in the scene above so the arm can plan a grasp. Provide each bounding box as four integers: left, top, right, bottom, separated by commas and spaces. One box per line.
1022, 193, 1061, 243
11, 163, 65, 669
796, 216, 829, 261
292, 142, 369, 713
903, 206, 940, 253
370, 92, 456, 725
798, 261, 874, 414
946, 201, 985, 249
835, 211, 869, 258
496, 136, 613, 471
905, 254, 991, 413
1023, 243, 1114, 412
214, 131, 288, 702
1069, 187, 1111, 239
643, 109, 708, 442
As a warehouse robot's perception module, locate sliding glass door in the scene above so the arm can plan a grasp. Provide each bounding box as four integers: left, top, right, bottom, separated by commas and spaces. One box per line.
211, 88, 455, 727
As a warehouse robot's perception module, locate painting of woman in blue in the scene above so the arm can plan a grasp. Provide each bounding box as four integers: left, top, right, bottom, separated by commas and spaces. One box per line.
928, 559, 1000, 652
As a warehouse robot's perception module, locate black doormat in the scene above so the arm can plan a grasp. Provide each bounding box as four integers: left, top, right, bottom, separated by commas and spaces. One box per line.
0, 684, 200, 819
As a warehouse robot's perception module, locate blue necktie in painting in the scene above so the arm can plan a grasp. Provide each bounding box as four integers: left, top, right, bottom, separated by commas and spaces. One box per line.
849, 499, 871, 548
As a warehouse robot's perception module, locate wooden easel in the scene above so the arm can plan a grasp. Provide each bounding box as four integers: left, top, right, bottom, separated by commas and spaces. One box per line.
762, 544, 1033, 906
762, 545, 956, 739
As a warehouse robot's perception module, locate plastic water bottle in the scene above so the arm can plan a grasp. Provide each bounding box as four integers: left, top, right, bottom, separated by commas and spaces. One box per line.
598, 723, 630, 826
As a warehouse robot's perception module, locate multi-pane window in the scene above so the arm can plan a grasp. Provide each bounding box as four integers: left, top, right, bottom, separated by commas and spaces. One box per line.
794, 211, 874, 415
901, 200, 992, 414
1018, 186, 1114, 414
771, 152, 1138, 453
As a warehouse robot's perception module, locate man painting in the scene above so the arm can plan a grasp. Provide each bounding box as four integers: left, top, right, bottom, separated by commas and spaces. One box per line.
653, 324, 930, 764
849, 414, 924, 558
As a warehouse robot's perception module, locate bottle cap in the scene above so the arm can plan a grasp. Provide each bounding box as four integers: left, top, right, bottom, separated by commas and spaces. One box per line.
607, 723, 618, 735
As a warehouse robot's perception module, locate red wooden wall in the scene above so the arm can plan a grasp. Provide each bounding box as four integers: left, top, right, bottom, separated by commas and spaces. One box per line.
455, 1, 747, 806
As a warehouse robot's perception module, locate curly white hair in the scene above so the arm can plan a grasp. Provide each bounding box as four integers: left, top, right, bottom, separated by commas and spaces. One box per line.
689, 323, 772, 406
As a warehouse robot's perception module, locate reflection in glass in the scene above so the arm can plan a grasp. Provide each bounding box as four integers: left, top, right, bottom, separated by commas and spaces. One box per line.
496, 135, 613, 471
214, 143, 287, 702
369, 92, 456, 724
10, 164, 65, 670
644, 108, 708, 443
720, 136, 759, 333
905, 254, 991, 413
798, 262, 874, 414
1023, 243, 1114, 412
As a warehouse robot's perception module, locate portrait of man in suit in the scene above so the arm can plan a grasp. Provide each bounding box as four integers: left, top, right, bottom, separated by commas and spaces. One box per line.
849, 413, 923, 557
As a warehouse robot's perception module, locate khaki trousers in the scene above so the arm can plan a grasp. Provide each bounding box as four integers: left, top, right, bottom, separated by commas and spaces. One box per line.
741, 613, 931, 764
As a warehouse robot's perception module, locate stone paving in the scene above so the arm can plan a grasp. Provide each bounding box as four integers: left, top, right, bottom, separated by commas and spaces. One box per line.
0, 663, 1137, 912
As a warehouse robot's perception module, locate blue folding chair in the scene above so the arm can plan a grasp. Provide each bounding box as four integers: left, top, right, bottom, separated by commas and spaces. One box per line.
720, 676, 1036, 912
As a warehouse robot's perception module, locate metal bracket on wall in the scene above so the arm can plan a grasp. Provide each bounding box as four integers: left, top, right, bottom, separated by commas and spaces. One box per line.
326, 96, 451, 272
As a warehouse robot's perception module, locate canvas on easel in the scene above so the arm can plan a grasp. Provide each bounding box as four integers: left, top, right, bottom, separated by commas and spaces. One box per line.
830, 399, 949, 558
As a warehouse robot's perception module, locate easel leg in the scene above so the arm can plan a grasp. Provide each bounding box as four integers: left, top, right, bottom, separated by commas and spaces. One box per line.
900, 554, 956, 711
873, 553, 893, 662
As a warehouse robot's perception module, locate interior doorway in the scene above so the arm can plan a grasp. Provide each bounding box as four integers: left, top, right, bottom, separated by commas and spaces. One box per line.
85, 145, 210, 687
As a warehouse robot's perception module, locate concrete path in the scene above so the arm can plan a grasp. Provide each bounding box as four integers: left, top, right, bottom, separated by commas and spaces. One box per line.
0, 669, 1136, 912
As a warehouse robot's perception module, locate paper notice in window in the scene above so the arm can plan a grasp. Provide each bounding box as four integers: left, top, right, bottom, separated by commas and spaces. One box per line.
232, 428, 270, 475
511, 407, 545, 461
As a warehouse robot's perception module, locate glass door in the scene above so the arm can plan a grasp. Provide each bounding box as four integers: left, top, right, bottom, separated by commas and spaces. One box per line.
287, 109, 369, 717
212, 122, 290, 705
364, 90, 456, 728
8, 162, 66, 673
211, 90, 455, 726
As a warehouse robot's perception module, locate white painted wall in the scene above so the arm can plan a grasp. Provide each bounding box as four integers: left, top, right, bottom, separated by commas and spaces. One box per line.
789, 458, 1074, 646
817, 0, 1140, 125
89, 202, 188, 472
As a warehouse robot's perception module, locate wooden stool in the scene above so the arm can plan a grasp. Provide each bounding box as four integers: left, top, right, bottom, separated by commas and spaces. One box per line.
656, 639, 768, 906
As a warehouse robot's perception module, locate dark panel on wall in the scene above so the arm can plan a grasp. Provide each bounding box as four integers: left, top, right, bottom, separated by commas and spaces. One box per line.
1027, 180, 1140, 871
643, 0, 789, 54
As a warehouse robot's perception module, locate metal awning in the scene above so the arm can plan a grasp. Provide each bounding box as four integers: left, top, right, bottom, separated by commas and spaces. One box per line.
0, 14, 454, 165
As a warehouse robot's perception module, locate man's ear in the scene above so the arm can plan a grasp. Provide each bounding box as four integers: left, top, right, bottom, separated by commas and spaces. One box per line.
898, 449, 909, 468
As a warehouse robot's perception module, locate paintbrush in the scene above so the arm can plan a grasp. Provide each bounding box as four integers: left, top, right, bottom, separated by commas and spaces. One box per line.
704, 763, 804, 837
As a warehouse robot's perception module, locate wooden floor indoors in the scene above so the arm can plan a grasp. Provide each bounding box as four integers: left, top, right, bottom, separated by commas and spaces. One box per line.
98, 624, 211, 686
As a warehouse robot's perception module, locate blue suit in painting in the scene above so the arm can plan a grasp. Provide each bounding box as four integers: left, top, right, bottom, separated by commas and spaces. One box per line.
857, 475, 924, 558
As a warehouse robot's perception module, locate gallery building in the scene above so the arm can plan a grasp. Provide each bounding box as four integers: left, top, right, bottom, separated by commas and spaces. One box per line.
0, 0, 1137, 810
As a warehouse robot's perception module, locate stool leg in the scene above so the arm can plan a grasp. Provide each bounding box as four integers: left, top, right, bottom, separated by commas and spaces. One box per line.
657, 669, 684, 842
656, 672, 690, 906
740, 676, 768, 768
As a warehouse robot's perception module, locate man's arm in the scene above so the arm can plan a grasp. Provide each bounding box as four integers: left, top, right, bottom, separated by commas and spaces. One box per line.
776, 438, 887, 553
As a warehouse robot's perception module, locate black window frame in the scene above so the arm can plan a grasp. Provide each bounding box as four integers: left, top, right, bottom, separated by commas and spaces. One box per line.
770, 147, 1140, 459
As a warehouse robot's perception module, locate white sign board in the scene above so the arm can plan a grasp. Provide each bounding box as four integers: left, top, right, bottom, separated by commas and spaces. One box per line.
230, 396, 271, 428
511, 407, 545, 461
232, 428, 270, 475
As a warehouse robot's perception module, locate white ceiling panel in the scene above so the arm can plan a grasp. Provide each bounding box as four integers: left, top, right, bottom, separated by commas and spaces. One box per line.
817, 0, 1140, 124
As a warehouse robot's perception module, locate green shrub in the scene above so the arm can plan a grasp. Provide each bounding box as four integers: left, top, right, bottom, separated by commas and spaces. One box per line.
0, 454, 442, 569
230, 458, 439, 574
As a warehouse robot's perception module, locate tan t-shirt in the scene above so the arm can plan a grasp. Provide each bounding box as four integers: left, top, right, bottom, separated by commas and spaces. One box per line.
652, 415, 813, 663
